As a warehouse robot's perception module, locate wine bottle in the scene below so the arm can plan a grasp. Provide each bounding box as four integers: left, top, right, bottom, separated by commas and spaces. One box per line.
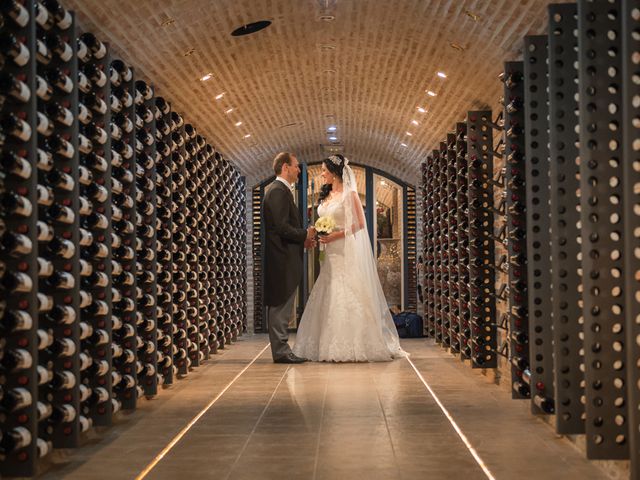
80, 32, 107, 59
1, 151, 32, 180
1, 0, 30, 27
45, 67, 73, 94
0, 32, 30, 67
36, 75, 53, 101
42, 0, 72, 29
45, 101, 73, 127
44, 33, 72, 62
0, 71, 31, 103
1, 112, 32, 142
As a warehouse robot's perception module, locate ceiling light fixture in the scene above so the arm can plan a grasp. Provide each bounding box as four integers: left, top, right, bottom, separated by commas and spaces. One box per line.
235, 121, 243, 127
200, 73, 213, 82
437, 72, 447, 78
400, 143, 408, 147
327, 126, 337, 132
225, 108, 234, 114
411, 120, 419, 126
417, 107, 427, 113
244, 134, 251, 138
329, 136, 338, 141
427, 90, 437, 97
183, 48, 196, 57
406, 132, 413, 136
215, 92, 225, 100
231, 20, 272, 37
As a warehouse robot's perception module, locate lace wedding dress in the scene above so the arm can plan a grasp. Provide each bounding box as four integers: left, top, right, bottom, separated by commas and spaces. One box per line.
292, 173, 407, 362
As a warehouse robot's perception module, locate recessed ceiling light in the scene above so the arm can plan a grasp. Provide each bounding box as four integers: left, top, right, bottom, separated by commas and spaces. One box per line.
235, 121, 243, 127
400, 143, 407, 147
160, 17, 175, 27
319, 15, 335, 21
200, 73, 213, 82
437, 72, 447, 78
215, 92, 225, 100
327, 126, 337, 132
225, 108, 234, 114
183, 48, 196, 57
417, 107, 427, 113
450, 42, 466, 51
406, 132, 413, 136
329, 136, 338, 141
244, 134, 251, 138
427, 90, 437, 97
411, 120, 419, 126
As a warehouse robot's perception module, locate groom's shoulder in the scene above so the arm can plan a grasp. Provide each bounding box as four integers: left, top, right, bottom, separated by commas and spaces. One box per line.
265, 180, 285, 196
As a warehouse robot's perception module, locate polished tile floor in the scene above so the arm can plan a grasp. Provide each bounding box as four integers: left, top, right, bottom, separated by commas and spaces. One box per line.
40, 335, 610, 480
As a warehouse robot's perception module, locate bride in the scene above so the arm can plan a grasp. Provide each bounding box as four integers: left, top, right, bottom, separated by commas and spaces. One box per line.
293, 154, 407, 362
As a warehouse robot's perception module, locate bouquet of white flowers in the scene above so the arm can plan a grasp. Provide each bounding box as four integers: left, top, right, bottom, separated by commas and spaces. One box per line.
315, 215, 336, 235
314, 215, 336, 261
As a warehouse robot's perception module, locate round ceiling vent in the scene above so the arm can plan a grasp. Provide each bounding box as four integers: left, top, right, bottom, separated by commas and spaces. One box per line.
231, 20, 272, 37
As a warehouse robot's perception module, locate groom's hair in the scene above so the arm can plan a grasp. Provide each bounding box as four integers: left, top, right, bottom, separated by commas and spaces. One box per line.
273, 152, 293, 175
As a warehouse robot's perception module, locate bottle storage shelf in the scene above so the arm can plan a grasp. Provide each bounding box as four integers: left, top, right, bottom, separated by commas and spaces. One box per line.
419, 0, 639, 475
0, 1, 247, 476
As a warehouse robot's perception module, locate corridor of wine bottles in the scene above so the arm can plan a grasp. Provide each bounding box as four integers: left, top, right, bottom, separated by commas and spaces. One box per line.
0, 0, 638, 479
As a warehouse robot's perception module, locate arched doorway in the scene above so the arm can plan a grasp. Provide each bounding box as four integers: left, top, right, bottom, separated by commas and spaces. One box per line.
252, 163, 417, 333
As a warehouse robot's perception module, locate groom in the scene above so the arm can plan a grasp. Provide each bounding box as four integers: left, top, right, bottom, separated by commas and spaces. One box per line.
263, 152, 316, 363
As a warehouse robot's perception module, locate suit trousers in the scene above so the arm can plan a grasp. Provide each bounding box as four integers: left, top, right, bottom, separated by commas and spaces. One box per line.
268, 289, 297, 360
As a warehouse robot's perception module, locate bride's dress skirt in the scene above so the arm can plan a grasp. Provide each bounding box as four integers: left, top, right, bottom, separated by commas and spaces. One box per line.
293, 237, 406, 362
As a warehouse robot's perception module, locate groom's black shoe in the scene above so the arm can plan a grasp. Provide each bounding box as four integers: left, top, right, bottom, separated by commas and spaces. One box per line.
274, 353, 307, 364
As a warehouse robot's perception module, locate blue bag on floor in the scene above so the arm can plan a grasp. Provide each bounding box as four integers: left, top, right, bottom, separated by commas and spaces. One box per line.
392, 312, 424, 338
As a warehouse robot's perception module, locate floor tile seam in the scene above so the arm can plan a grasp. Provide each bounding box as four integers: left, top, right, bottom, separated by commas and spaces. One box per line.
224, 365, 291, 480
134, 342, 271, 480
372, 373, 402, 474
404, 357, 497, 480
312, 379, 329, 480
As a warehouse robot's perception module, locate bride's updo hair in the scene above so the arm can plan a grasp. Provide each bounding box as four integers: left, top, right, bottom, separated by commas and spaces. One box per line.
318, 154, 346, 204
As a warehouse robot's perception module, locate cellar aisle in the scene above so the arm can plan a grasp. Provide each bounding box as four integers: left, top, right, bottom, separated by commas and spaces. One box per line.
39, 336, 607, 480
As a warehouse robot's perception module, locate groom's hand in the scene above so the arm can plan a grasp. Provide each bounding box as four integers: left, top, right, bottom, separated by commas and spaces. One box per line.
306, 226, 316, 240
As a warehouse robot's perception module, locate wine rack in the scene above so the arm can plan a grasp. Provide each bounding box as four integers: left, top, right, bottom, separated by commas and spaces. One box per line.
434, 148, 444, 344
154, 95, 173, 385
522, 35, 555, 415
578, 0, 628, 460
1, 0, 39, 474
78, 35, 113, 427
110, 58, 139, 410
446, 134, 458, 353
405, 185, 417, 313
455, 122, 471, 360
0, 2, 247, 476
37, 5, 82, 449
466, 110, 497, 368
172, 119, 188, 375
502, 61, 530, 398
423, 154, 436, 337
622, 0, 640, 472
184, 132, 201, 364
439, 141, 450, 347
251, 185, 264, 333
415, 0, 638, 474
547, 2, 585, 435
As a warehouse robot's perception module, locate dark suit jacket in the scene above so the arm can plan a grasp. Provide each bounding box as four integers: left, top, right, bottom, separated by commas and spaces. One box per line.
262, 180, 307, 306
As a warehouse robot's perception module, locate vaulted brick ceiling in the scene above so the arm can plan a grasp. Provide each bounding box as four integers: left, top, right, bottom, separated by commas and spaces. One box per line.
64, 0, 550, 186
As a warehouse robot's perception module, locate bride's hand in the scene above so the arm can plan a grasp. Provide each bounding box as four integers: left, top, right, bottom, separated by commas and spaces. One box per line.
319, 231, 343, 244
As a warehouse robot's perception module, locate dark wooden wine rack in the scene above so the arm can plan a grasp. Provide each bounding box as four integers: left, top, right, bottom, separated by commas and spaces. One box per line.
1, 0, 39, 474
523, 35, 555, 416
0, 1, 247, 476
466, 110, 497, 369
577, 0, 628, 461
622, 0, 640, 472
547, 2, 586, 436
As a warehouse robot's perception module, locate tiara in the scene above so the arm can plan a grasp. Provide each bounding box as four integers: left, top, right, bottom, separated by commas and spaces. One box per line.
328, 155, 349, 166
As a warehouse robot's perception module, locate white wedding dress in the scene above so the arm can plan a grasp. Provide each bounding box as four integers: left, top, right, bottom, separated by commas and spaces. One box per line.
292, 191, 407, 362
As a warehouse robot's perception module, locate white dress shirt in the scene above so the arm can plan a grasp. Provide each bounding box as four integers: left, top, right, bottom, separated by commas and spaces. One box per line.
276, 176, 295, 193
